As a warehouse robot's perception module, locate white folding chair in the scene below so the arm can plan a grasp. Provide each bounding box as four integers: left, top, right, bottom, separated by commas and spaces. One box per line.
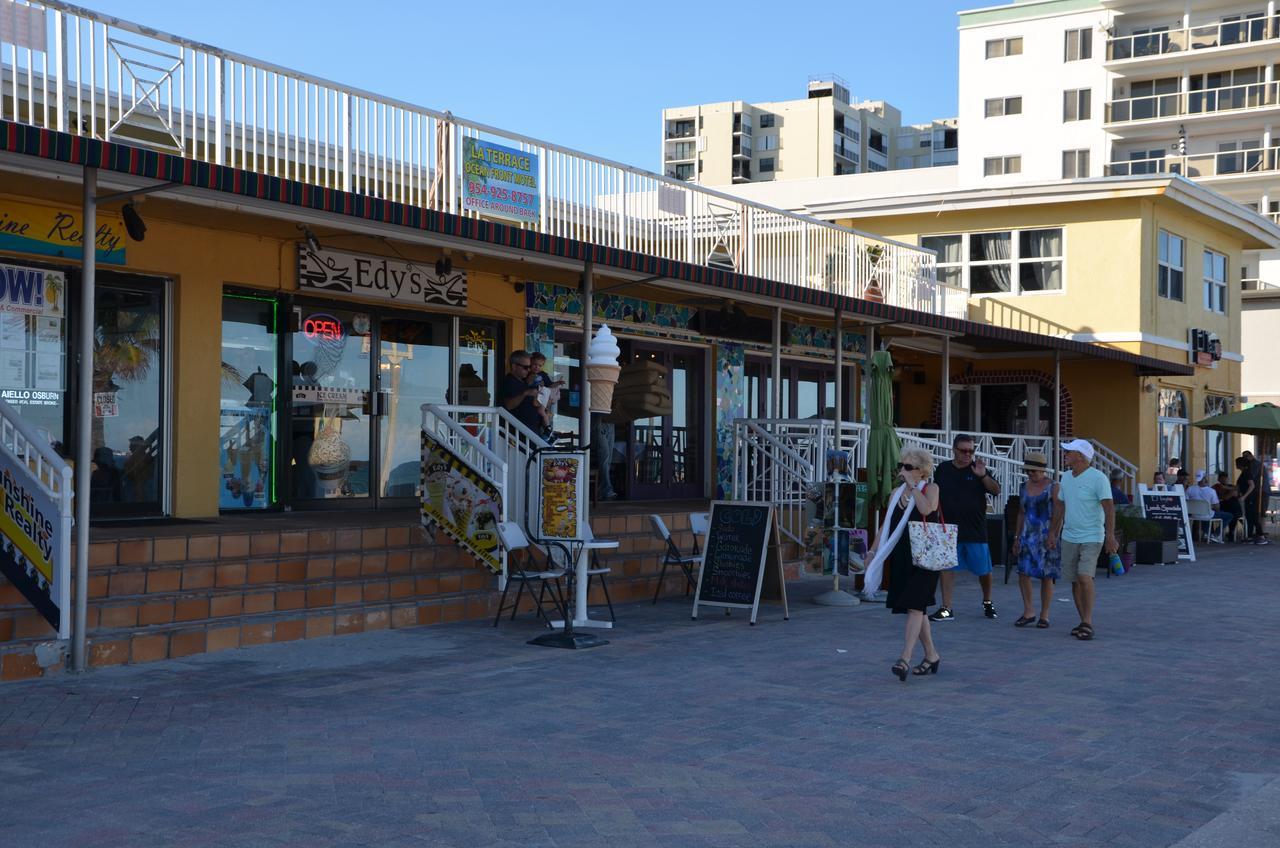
493, 522, 567, 628
650, 514, 700, 604
579, 525, 617, 622
690, 512, 710, 556
1186, 499, 1222, 544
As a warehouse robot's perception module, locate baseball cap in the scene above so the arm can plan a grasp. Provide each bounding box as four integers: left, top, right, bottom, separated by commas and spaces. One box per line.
1061, 438, 1095, 461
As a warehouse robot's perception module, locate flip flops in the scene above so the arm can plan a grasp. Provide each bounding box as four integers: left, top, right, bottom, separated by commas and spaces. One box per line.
1014, 615, 1036, 627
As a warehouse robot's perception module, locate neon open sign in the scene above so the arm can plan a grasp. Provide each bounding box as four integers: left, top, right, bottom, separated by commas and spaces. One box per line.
303, 313, 344, 342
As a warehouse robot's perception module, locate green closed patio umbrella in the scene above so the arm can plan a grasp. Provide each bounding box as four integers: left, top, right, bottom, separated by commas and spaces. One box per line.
866, 350, 902, 513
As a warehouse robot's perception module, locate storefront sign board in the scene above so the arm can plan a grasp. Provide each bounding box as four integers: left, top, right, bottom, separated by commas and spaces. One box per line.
0, 463, 66, 632
534, 451, 586, 542
421, 431, 502, 573
461, 138, 540, 225
93, 391, 118, 418
298, 246, 467, 309
692, 501, 789, 625
0, 200, 127, 264
1137, 484, 1195, 562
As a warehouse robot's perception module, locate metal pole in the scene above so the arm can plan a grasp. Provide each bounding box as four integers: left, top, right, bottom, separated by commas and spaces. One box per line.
72, 167, 96, 672
833, 309, 844, 434
771, 306, 782, 418
580, 260, 593, 443
942, 336, 951, 439
1053, 350, 1062, 472
814, 308, 857, 607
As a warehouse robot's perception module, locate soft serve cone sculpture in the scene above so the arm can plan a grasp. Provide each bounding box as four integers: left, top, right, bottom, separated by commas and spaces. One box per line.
585, 324, 621, 413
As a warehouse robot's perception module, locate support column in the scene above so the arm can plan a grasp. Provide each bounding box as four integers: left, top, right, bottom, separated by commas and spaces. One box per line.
1053, 350, 1062, 472
865, 324, 875, 422
72, 167, 96, 673
942, 336, 952, 439
771, 306, 782, 418
579, 261, 593, 444
833, 310, 844, 431
813, 308, 857, 607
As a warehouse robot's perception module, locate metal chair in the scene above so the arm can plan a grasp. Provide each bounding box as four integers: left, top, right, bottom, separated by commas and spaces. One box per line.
493, 522, 567, 628
578, 525, 617, 622
650, 514, 700, 604
690, 511, 710, 556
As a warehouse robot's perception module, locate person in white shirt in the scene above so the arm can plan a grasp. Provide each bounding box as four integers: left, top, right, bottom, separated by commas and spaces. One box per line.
1186, 471, 1231, 541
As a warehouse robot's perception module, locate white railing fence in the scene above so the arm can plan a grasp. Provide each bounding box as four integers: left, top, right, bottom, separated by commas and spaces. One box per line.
0, 397, 73, 639
0, 1, 945, 315
1107, 16, 1280, 60
1088, 439, 1137, 498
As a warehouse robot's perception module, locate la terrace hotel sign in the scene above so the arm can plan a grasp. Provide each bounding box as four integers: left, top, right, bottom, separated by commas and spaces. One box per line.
297, 246, 468, 309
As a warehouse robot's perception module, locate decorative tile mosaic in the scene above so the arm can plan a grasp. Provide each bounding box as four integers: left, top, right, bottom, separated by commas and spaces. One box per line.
714, 342, 745, 499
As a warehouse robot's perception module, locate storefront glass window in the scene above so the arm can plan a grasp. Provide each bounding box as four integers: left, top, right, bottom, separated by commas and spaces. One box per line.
1157, 388, 1188, 473
378, 316, 450, 499
0, 263, 67, 449
92, 285, 164, 512
1204, 395, 1232, 476
219, 294, 277, 510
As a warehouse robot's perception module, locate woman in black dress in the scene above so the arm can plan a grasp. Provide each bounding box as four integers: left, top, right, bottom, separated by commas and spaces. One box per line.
869, 446, 943, 681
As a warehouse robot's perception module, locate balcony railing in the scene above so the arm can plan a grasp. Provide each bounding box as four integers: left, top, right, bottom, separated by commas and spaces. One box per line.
1106, 80, 1280, 124
0, 1, 945, 315
1107, 16, 1279, 61
1242, 278, 1280, 290
1105, 146, 1280, 178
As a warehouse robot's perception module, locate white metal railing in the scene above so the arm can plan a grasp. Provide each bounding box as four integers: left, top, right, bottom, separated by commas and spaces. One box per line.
1105, 146, 1280, 179
0, 397, 73, 640
732, 419, 1139, 536
1106, 80, 1280, 124
1243, 278, 1280, 290
0, 1, 944, 315
1107, 16, 1280, 61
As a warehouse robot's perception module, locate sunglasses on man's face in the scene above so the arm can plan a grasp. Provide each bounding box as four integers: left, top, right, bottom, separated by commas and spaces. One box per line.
513, 362, 531, 370
956, 448, 975, 455
897, 463, 918, 471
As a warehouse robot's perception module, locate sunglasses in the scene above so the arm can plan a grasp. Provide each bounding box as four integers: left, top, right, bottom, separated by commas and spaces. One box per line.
512, 362, 531, 370
897, 463, 919, 471
955, 448, 976, 455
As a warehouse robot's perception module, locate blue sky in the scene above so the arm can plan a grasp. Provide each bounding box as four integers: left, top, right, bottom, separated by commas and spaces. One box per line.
95, 0, 963, 171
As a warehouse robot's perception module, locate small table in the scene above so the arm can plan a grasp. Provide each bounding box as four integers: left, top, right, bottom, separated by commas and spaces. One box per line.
550, 539, 618, 631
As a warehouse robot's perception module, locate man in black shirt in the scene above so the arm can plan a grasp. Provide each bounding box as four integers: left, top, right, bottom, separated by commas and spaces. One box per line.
929, 434, 1002, 621
499, 350, 544, 435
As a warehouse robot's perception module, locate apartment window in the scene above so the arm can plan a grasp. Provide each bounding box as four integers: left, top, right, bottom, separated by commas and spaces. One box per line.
760, 157, 775, 173
758, 135, 778, 151
897, 157, 914, 169
669, 141, 695, 160
670, 163, 695, 181
983, 155, 1021, 176
921, 234, 963, 289
984, 96, 1023, 118
1126, 148, 1166, 175
1158, 230, 1185, 301
867, 162, 887, 173
1062, 149, 1090, 179
1158, 389, 1188, 475
922, 228, 1064, 295
1064, 28, 1092, 61
986, 36, 1023, 58
1063, 89, 1092, 121
758, 114, 776, 129
921, 138, 932, 148
1203, 250, 1228, 313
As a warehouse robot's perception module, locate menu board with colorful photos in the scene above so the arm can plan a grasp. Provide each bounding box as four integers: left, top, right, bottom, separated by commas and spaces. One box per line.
0, 264, 67, 424
421, 431, 502, 572
536, 452, 586, 542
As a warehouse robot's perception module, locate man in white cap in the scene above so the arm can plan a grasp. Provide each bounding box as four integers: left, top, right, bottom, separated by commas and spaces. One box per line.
1046, 438, 1117, 642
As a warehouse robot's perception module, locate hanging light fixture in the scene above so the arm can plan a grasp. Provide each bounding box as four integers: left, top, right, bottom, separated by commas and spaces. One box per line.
121, 203, 147, 242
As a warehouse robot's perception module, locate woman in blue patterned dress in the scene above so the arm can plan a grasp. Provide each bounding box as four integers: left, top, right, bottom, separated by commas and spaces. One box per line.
1012, 452, 1060, 628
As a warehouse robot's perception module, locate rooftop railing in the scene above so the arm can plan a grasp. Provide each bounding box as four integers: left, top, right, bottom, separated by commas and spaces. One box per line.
1107, 16, 1279, 61
0, 1, 947, 316
1106, 80, 1280, 124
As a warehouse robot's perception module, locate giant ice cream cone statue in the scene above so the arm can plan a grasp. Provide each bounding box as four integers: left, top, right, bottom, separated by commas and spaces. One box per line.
586, 324, 621, 414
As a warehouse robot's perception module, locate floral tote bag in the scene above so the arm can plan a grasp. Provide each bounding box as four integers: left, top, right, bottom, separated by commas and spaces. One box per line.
908, 508, 959, 571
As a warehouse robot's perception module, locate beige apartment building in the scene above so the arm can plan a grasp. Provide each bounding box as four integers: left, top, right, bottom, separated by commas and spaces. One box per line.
661, 76, 957, 184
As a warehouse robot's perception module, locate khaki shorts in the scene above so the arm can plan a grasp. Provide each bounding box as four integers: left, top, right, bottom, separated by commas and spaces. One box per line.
1059, 541, 1102, 582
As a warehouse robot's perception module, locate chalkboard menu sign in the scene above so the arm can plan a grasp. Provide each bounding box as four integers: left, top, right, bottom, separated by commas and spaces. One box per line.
692, 501, 789, 625
1137, 484, 1195, 562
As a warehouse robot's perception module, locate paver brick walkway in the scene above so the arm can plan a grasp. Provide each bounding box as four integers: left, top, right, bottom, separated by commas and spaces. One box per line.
2, 544, 1278, 847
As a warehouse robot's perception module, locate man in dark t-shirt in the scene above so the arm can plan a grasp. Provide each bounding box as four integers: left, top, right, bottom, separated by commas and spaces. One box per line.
930, 434, 1002, 622
499, 350, 544, 435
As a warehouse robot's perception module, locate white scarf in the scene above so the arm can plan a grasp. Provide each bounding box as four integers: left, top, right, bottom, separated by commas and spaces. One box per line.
861, 482, 916, 600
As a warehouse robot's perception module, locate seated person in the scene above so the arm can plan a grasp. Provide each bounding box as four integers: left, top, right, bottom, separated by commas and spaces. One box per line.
1109, 469, 1130, 505
1186, 471, 1232, 541
1213, 471, 1243, 538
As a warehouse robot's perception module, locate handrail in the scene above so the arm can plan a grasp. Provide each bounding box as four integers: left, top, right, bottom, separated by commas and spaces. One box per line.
1105, 146, 1280, 178
420, 405, 506, 481
1107, 16, 1280, 61
1106, 80, 1280, 124
0, 1, 945, 315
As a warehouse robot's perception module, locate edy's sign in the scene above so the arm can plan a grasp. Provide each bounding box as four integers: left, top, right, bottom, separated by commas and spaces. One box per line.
298, 246, 468, 309
0, 199, 127, 264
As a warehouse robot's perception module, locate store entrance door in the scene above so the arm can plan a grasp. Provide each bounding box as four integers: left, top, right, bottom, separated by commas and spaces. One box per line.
624, 344, 704, 500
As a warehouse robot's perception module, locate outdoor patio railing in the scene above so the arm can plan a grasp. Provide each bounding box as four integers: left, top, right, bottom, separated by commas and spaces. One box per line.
0, 1, 953, 315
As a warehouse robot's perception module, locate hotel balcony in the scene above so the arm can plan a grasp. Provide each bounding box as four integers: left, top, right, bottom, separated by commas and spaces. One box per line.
1105, 146, 1280, 182
1105, 80, 1280, 135
1106, 14, 1280, 68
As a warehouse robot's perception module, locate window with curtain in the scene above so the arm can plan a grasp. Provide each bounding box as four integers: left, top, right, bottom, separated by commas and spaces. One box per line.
1203, 249, 1228, 313
1062, 149, 1090, 178
1159, 230, 1185, 300
1018, 229, 1064, 291
921, 234, 963, 289
970, 232, 1013, 293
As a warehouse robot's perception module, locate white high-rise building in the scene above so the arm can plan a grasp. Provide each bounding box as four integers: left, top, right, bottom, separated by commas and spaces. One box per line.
959, 0, 1280, 282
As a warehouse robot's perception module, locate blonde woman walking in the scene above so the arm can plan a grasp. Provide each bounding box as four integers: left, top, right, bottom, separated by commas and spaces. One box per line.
867, 446, 943, 681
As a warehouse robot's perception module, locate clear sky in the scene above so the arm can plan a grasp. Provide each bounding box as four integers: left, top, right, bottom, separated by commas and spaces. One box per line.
93, 0, 964, 172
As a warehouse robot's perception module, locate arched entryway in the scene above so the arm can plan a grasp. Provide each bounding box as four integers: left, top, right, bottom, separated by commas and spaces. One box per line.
929, 369, 1073, 437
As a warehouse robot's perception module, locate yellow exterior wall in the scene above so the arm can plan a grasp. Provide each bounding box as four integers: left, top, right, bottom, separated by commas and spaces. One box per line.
0, 177, 530, 519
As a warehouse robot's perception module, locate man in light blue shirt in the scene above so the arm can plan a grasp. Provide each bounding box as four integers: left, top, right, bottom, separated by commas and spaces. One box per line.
1047, 438, 1117, 642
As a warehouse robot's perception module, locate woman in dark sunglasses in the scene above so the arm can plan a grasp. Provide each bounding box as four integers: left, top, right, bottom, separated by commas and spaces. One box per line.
867, 446, 942, 681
